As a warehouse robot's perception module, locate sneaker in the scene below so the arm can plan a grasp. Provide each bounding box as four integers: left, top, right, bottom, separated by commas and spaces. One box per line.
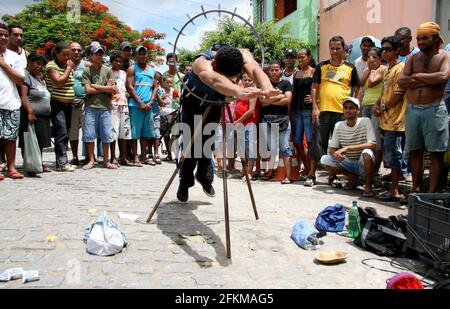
56, 164, 76, 172
69, 158, 80, 166
177, 186, 189, 203
328, 175, 342, 188
195, 176, 216, 198
304, 176, 316, 187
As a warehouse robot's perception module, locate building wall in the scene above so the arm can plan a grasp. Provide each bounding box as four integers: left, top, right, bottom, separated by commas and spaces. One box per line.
254, 0, 319, 56
319, 0, 434, 60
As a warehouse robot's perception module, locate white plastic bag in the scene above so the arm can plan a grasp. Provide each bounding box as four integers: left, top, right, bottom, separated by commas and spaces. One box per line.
23, 124, 43, 174
84, 212, 128, 256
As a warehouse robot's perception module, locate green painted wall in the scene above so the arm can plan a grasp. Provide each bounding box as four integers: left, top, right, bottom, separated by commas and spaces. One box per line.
253, 0, 318, 57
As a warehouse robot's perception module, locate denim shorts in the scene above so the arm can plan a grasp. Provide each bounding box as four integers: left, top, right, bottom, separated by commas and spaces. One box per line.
215, 123, 235, 153
405, 102, 449, 152
82, 106, 113, 143
129, 106, 155, 140
236, 123, 257, 159
292, 110, 312, 144
260, 120, 292, 158
320, 149, 375, 176
153, 113, 161, 139
382, 130, 405, 171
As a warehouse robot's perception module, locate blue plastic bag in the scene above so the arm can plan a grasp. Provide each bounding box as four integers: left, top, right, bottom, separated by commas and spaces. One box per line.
315, 204, 346, 232
291, 220, 320, 250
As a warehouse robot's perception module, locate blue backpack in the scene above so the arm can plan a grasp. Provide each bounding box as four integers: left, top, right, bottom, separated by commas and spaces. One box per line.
315, 204, 346, 232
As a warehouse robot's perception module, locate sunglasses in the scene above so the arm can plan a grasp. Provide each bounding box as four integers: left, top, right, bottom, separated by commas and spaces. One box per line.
381, 47, 394, 53
71, 48, 82, 52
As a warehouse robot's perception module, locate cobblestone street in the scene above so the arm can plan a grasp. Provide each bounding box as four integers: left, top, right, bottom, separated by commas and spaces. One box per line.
0, 149, 422, 289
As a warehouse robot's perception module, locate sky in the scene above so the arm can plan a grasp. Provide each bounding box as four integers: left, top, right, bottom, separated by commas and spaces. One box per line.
0, 0, 254, 53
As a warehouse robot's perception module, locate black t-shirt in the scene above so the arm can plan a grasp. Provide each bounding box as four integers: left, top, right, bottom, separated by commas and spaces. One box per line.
260, 79, 293, 116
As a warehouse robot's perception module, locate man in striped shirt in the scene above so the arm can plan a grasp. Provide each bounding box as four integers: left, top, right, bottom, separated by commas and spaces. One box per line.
320, 97, 377, 198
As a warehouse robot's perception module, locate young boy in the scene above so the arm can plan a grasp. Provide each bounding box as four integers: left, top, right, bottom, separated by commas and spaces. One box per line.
109, 50, 132, 166
234, 73, 259, 179
159, 75, 179, 161
82, 45, 118, 170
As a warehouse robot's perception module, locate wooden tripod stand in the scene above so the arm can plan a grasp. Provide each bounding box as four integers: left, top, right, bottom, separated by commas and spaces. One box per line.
146, 103, 259, 258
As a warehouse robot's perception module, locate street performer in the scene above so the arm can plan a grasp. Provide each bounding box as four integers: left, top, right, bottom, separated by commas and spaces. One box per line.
176, 44, 280, 202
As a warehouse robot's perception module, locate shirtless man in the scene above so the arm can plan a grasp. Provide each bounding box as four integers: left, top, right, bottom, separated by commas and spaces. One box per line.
398, 22, 450, 193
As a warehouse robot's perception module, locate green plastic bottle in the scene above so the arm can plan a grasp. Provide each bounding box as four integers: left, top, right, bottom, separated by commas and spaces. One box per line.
348, 201, 361, 239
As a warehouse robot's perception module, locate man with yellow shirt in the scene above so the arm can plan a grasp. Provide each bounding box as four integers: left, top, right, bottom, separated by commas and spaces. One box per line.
374, 36, 407, 203
306, 36, 360, 187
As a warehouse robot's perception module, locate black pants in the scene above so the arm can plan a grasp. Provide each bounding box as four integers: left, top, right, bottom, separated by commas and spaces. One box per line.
50, 101, 72, 167
180, 157, 214, 189
319, 111, 344, 154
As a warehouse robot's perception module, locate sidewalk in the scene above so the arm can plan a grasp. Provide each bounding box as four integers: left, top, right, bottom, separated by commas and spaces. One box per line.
0, 150, 436, 288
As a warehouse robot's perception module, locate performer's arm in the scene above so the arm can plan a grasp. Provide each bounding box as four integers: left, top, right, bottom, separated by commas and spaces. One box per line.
193, 55, 247, 97
240, 49, 281, 98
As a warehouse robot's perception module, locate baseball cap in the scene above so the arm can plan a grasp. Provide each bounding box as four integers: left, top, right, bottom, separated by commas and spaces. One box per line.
136, 45, 148, 53
90, 45, 104, 54
361, 36, 375, 46
119, 41, 132, 51
284, 48, 297, 57
342, 97, 360, 109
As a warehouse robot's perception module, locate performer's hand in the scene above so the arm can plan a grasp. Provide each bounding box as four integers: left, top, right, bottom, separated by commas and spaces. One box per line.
260, 88, 282, 98
237, 87, 262, 99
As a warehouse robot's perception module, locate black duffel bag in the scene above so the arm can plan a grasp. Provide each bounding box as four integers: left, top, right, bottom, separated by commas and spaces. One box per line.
354, 207, 408, 257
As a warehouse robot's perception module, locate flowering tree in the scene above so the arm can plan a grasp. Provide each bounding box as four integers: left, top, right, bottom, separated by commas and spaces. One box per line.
2, 0, 165, 59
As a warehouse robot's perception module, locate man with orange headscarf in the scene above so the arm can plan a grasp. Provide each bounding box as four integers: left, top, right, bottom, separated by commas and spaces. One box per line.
398, 22, 450, 194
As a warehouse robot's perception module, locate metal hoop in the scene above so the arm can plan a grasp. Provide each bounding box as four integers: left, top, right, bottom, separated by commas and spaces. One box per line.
172, 8, 265, 105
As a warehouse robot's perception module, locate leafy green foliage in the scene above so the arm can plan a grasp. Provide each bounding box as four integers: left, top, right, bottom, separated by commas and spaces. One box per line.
179, 17, 309, 64
2, 0, 165, 59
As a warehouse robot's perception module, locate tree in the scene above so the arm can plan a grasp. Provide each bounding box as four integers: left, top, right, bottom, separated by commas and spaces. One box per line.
2, 0, 165, 59
178, 17, 310, 64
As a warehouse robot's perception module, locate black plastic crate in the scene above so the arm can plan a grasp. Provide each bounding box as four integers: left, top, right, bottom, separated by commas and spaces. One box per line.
407, 194, 450, 267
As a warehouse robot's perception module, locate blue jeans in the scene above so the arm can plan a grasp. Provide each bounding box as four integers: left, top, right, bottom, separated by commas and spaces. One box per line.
320, 149, 375, 176
82, 106, 113, 144
292, 110, 312, 144
261, 121, 292, 158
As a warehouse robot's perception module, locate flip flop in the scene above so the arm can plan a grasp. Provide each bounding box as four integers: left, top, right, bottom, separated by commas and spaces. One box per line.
103, 162, 118, 169
7, 170, 24, 179
119, 160, 134, 166
144, 158, 156, 166
133, 161, 143, 167
82, 162, 95, 170
377, 191, 401, 202
363, 190, 375, 198
154, 157, 162, 165
281, 179, 293, 184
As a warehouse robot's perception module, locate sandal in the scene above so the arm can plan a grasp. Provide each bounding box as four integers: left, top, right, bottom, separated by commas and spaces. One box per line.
42, 165, 52, 173
144, 158, 156, 166
119, 160, 134, 166
133, 161, 143, 167
281, 178, 293, 184
82, 162, 95, 170
7, 170, 24, 179
363, 190, 375, 198
377, 191, 402, 202
0, 173, 4, 181
154, 156, 162, 165
103, 162, 118, 169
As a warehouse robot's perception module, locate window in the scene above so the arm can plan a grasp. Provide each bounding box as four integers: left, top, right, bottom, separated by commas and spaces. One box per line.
274, 0, 297, 21
258, 0, 266, 23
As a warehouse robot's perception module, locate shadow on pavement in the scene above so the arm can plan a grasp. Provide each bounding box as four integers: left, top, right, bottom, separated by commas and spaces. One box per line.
156, 200, 231, 268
